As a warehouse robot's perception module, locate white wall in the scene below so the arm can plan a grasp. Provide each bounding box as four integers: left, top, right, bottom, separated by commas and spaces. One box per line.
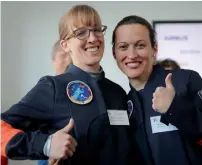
1, 1, 202, 165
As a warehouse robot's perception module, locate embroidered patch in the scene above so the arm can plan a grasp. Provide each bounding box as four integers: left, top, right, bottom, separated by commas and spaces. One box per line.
67, 81, 93, 104
127, 100, 133, 118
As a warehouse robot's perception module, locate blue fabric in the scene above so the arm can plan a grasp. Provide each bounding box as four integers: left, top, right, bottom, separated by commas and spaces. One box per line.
128, 64, 202, 165
2, 64, 144, 165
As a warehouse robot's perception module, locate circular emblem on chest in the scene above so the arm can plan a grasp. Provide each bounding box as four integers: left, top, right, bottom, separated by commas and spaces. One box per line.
67, 81, 93, 104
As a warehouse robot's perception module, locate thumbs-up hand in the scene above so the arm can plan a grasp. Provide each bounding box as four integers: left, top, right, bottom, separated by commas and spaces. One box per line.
49, 118, 77, 159
152, 73, 175, 113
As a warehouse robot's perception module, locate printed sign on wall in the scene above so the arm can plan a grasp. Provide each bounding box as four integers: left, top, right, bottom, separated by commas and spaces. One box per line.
153, 21, 202, 76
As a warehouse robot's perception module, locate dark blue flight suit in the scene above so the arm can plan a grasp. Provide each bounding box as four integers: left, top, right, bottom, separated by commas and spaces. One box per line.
1, 64, 144, 165
128, 64, 202, 165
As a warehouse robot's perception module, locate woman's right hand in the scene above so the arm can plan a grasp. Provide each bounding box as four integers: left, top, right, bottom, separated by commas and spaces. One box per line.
49, 119, 77, 159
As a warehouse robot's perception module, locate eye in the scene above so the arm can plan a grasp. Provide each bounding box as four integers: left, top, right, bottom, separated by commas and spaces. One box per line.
75, 29, 87, 37
135, 44, 145, 49
119, 45, 128, 50
94, 27, 102, 33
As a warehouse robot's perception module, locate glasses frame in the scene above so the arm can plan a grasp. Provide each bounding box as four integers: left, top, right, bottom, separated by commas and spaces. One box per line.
66, 25, 107, 40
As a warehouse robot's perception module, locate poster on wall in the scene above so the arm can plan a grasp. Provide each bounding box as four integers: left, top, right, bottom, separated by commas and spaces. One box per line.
153, 21, 202, 76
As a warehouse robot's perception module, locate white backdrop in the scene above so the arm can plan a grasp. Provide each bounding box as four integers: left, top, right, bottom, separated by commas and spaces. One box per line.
1, 1, 202, 165
154, 22, 202, 76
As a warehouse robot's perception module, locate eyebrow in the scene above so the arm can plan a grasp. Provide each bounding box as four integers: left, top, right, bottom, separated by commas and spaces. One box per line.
116, 40, 145, 45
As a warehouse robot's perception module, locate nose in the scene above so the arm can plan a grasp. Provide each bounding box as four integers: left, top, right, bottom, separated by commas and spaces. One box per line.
128, 46, 138, 59
87, 31, 98, 43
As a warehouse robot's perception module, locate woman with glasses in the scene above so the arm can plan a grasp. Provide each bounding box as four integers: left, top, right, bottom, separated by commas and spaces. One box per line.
1, 5, 144, 165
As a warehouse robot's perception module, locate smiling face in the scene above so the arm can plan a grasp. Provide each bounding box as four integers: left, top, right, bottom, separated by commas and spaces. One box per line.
65, 25, 105, 71
59, 5, 105, 72
113, 24, 157, 80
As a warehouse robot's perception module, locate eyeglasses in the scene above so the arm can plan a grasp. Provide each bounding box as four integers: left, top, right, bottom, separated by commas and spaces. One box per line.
67, 25, 107, 40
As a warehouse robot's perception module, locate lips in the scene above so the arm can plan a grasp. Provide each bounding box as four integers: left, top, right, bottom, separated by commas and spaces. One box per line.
126, 61, 141, 68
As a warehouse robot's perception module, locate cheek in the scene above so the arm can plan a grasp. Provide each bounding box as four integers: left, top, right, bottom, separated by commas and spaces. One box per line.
138, 50, 153, 64
139, 49, 149, 58
114, 51, 126, 63
99, 37, 105, 50
70, 40, 83, 53
115, 52, 127, 70
99, 36, 104, 43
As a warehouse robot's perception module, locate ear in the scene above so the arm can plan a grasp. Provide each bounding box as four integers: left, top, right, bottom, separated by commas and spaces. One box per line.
153, 43, 158, 58
152, 43, 158, 65
112, 46, 116, 59
60, 40, 71, 53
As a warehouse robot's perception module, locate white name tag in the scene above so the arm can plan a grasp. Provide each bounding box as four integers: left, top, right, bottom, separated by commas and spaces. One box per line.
150, 116, 178, 134
107, 110, 130, 125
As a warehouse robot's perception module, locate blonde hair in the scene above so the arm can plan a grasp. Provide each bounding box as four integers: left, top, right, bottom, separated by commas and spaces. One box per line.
59, 5, 102, 40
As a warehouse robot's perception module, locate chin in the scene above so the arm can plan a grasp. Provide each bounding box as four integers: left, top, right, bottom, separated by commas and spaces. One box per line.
127, 74, 141, 79
86, 59, 101, 66
122, 69, 142, 79
120, 64, 143, 78
91, 56, 102, 63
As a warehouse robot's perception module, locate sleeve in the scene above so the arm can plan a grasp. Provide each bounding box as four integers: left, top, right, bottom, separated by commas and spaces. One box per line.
1, 76, 55, 160
1, 155, 8, 165
160, 71, 202, 141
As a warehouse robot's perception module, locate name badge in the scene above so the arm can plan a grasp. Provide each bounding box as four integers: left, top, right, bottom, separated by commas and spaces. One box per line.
150, 116, 178, 134
107, 110, 130, 125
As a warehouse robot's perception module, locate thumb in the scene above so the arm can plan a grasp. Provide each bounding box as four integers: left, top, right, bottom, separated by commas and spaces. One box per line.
62, 118, 74, 133
165, 73, 173, 89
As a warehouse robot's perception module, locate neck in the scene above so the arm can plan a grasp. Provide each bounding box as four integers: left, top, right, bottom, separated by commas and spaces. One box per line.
129, 66, 153, 91
73, 62, 101, 73
129, 78, 147, 91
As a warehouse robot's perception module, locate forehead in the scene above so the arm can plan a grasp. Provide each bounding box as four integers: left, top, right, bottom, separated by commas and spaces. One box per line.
115, 24, 150, 43
70, 12, 101, 30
